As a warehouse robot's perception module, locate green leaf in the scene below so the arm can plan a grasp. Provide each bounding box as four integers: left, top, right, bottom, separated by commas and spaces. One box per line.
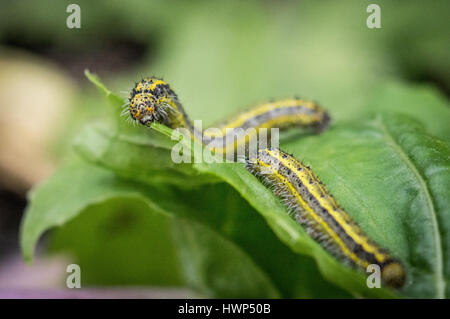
70, 72, 355, 296
202, 114, 449, 298
85, 70, 124, 108
24, 73, 449, 298
50, 197, 183, 286
172, 218, 281, 298
192, 162, 396, 298
20, 162, 169, 263
73, 123, 216, 187
282, 114, 450, 298
161, 183, 351, 298
22, 161, 349, 297
85, 74, 450, 297
78, 74, 414, 297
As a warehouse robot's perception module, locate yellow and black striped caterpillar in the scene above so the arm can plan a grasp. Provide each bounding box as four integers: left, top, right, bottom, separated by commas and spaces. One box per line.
128, 77, 330, 154
127, 77, 405, 289
246, 148, 406, 289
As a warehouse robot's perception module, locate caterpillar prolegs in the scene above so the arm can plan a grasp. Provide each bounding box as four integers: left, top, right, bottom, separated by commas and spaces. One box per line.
127, 77, 405, 289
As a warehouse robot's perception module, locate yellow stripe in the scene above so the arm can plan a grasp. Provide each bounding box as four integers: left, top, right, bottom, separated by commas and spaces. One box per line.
256, 114, 320, 129
205, 99, 317, 136
203, 113, 321, 154
149, 80, 167, 91
204, 113, 321, 139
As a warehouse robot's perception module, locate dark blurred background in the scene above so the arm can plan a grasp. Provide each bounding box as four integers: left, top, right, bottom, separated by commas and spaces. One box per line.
0, 0, 448, 296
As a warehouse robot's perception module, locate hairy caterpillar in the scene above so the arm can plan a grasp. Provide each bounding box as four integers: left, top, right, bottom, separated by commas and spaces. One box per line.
245, 148, 406, 289
126, 76, 405, 289
128, 77, 330, 154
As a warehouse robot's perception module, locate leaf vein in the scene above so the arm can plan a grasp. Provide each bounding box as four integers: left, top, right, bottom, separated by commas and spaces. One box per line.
376, 117, 445, 298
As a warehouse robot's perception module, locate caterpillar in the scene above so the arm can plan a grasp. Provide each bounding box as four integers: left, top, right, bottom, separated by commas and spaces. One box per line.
245, 148, 406, 289
128, 77, 330, 155
126, 77, 405, 289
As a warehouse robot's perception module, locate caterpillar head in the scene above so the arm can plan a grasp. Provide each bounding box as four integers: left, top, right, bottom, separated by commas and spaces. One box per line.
129, 93, 158, 126
381, 259, 406, 289
128, 77, 169, 126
